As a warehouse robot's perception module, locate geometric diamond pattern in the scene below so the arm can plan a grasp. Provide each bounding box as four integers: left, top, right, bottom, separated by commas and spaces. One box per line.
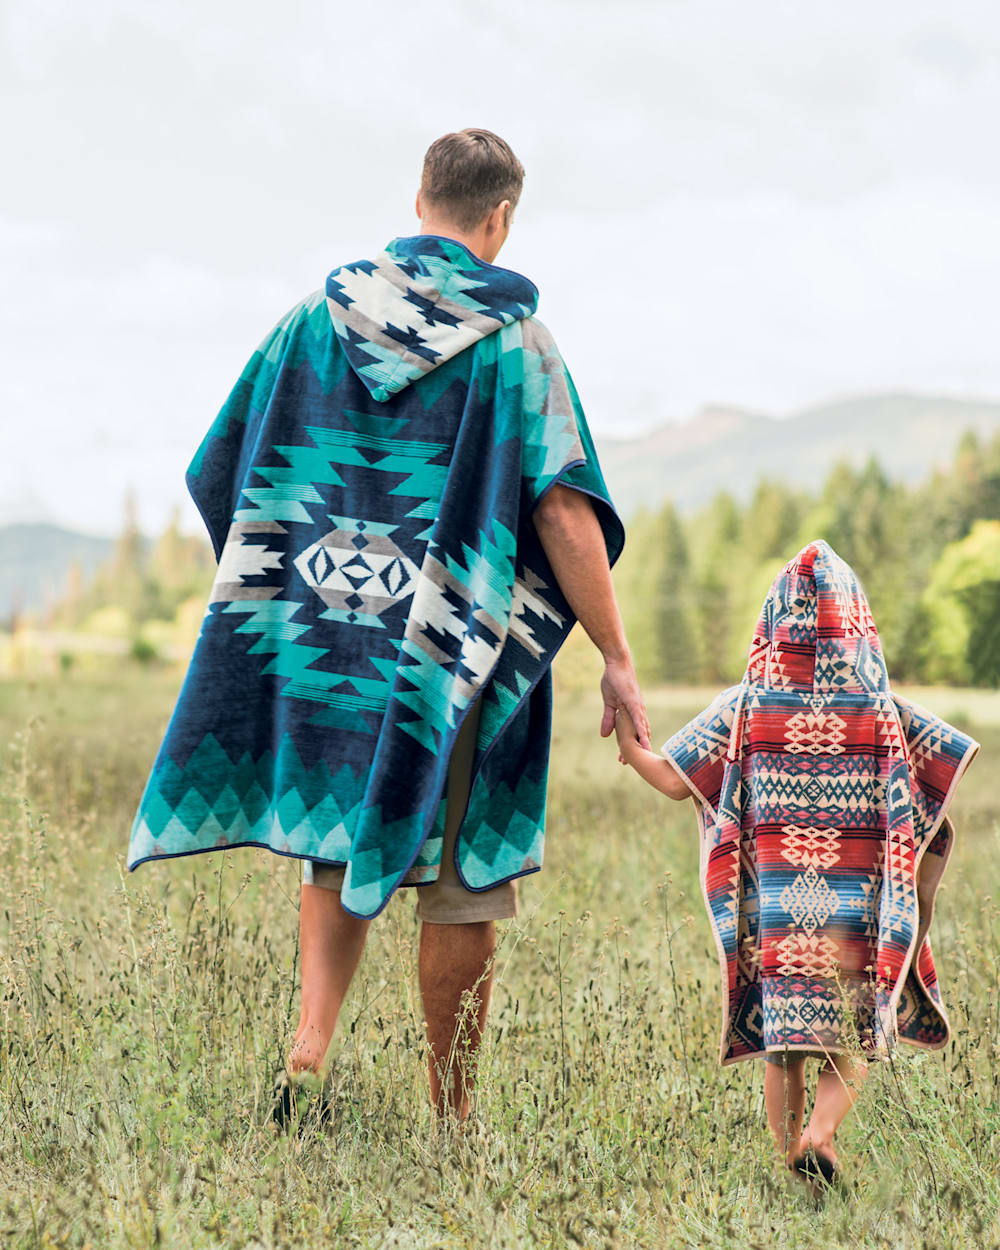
774, 933, 839, 978
779, 865, 840, 935
293, 519, 419, 629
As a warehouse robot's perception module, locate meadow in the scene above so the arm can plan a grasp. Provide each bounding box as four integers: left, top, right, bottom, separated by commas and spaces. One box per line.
2, 666, 999, 1249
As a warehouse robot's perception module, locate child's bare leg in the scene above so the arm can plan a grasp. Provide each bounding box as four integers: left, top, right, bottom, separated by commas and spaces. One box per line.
801, 1053, 867, 1164
764, 1055, 807, 1165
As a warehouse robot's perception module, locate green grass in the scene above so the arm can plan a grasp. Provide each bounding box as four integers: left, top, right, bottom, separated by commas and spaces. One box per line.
2, 667, 999, 1249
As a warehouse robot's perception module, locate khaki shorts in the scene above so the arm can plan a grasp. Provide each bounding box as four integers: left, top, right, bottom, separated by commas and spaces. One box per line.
303, 699, 519, 924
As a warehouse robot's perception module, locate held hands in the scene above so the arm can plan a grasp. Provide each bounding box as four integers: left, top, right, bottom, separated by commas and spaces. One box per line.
599, 654, 651, 750
614, 703, 693, 801
614, 705, 643, 765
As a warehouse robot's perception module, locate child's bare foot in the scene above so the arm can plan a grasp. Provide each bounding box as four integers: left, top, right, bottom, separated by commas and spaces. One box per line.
783, 1146, 802, 1170
799, 1127, 839, 1167
792, 1131, 841, 1193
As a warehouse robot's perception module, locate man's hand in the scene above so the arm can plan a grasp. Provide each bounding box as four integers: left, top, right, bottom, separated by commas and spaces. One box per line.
533, 485, 651, 749
600, 654, 651, 749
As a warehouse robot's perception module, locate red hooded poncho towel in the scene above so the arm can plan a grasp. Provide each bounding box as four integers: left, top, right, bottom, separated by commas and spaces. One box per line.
662, 541, 979, 1065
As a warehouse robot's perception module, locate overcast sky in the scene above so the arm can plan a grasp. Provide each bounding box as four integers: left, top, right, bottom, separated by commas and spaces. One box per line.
2, 0, 999, 536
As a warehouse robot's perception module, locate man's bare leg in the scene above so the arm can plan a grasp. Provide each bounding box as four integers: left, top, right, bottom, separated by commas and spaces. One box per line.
419, 919, 495, 1121
289, 883, 371, 1073
764, 1055, 807, 1166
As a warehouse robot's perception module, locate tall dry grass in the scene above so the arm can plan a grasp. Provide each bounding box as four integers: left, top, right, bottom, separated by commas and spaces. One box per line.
1, 670, 998, 1248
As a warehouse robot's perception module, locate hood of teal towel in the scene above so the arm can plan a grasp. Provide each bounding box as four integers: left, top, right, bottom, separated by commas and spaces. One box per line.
325, 235, 539, 402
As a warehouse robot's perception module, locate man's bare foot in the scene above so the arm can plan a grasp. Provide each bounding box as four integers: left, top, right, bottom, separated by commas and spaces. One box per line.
271, 1068, 332, 1132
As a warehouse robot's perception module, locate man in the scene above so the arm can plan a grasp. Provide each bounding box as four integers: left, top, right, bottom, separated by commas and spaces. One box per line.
127, 128, 649, 1123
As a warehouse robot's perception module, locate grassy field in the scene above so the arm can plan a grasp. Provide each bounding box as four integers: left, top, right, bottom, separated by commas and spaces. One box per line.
2, 666, 999, 1249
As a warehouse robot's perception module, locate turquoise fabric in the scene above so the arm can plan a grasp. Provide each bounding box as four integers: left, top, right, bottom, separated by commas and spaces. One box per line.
127, 236, 623, 917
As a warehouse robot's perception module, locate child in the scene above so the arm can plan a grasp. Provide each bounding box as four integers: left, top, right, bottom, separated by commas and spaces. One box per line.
615, 540, 979, 1190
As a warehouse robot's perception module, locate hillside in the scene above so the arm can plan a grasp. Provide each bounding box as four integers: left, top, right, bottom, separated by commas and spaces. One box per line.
0, 524, 113, 620
3, 392, 1000, 618
599, 393, 1000, 516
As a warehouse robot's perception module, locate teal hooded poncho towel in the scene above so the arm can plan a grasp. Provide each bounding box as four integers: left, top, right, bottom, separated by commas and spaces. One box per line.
127, 235, 623, 917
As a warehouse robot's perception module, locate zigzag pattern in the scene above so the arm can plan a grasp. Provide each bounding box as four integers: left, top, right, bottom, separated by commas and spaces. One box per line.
304, 425, 450, 521
460, 765, 548, 888
129, 733, 368, 868
394, 518, 521, 754
236, 442, 347, 525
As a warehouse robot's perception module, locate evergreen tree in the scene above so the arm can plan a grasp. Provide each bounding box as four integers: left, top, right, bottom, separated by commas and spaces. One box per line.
963, 581, 1000, 687
694, 492, 742, 683
975, 431, 1000, 523
744, 480, 803, 564
612, 506, 662, 684
109, 488, 149, 622
148, 504, 215, 615
53, 560, 86, 630
651, 502, 698, 682
947, 430, 987, 540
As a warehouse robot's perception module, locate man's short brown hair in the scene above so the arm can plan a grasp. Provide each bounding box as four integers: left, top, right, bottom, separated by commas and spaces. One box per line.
420, 129, 525, 232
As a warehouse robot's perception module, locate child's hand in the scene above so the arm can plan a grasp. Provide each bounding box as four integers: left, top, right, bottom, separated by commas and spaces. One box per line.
614, 709, 692, 801
614, 707, 640, 765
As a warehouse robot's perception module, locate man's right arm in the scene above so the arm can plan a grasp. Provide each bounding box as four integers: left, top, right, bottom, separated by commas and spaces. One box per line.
532, 483, 651, 749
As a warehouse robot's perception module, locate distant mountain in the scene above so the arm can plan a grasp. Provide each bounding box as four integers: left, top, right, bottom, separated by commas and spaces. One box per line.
3, 393, 999, 619
598, 393, 1000, 516
0, 524, 113, 619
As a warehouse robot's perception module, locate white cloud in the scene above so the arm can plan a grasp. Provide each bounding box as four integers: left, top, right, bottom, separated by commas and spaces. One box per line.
1, 0, 997, 534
